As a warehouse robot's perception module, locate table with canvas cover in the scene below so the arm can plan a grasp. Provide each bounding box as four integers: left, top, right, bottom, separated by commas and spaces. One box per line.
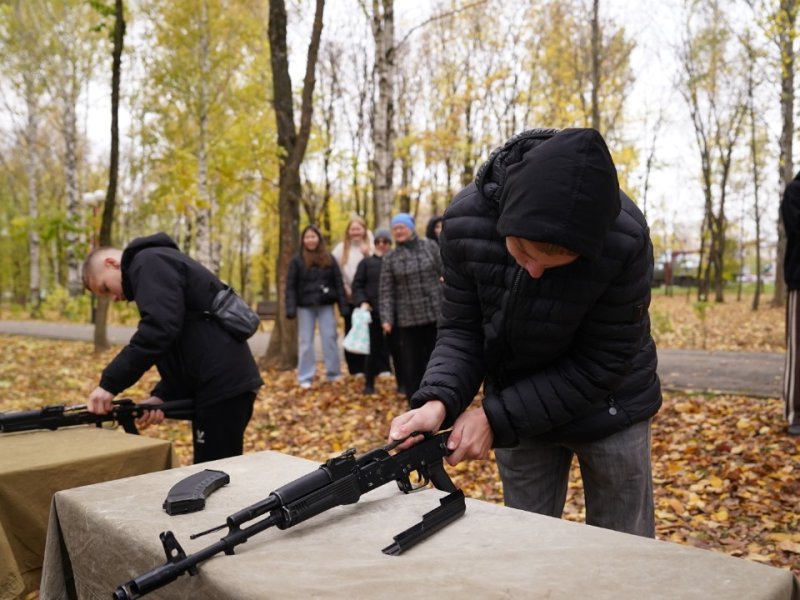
40, 449, 799, 600
0, 427, 176, 600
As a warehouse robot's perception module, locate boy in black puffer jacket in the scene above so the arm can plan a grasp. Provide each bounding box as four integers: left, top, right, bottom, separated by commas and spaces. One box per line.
389, 128, 661, 537
82, 233, 263, 463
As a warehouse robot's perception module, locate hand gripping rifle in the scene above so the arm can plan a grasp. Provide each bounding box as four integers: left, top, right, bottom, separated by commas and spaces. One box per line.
113, 431, 466, 600
0, 398, 195, 435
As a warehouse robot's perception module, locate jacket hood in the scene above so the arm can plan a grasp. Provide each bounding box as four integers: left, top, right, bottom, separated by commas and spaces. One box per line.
120, 233, 180, 300
122, 232, 179, 269
477, 128, 620, 261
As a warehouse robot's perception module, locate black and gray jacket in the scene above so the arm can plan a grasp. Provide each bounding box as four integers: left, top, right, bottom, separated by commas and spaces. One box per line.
100, 233, 264, 407
412, 128, 662, 446
379, 236, 444, 328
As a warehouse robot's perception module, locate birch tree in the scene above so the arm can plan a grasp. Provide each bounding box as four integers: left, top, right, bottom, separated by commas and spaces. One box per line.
368, 0, 395, 229
0, 2, 47, 311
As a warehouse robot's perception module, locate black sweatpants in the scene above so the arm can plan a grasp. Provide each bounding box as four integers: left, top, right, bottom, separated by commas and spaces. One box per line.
397, 322, 437, 402
784, 290, 800, 427
193, 391, 256, 464
364, 310, 392, 388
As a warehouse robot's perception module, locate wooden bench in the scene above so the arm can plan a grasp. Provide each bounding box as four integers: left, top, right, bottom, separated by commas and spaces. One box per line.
256, 300, 278, 320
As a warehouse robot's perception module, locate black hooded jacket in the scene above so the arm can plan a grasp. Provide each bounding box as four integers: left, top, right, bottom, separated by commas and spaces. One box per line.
411, 128, 661, 446
99, 233, 263, 406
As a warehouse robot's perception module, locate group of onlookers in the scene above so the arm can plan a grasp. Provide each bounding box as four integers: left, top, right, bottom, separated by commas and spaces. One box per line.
284, 213, 443, 399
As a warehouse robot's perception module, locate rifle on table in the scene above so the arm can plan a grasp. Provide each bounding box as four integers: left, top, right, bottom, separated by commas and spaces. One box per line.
113, 431, 466, 600
0, 398, 195, 435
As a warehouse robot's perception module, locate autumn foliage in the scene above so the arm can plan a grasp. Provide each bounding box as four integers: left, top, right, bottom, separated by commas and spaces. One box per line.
0, 293, 797, 578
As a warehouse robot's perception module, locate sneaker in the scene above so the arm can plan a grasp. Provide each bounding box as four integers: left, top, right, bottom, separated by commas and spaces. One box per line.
789, 424, 800, 437
363, 385, 376, 395
299, 382, 312, 389
327, 375, 342, 383
377, 371, 393, 379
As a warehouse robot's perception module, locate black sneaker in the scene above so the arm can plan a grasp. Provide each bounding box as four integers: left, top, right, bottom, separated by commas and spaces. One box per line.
363, 385, 376, 395
789, 424, 800, 437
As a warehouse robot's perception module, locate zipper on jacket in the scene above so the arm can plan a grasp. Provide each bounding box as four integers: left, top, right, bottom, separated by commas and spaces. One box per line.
607, 395, 618, 416
505, 267, 524, 340
494, 267, 525, 385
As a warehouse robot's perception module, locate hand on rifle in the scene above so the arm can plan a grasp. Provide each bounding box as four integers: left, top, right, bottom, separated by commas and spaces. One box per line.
389, 401, 493, 466
87, 386, 115, 414
135, 396, 165, 429
389, 400, 446, 450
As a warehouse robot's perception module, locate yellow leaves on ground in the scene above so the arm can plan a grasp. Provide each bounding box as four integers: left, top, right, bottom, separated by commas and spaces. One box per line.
650, 293, 785, 352
0, 329, 797, 579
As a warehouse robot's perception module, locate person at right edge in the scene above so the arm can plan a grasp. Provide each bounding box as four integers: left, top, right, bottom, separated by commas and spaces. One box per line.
388, 128, 662, 537
779, 172, 800, 437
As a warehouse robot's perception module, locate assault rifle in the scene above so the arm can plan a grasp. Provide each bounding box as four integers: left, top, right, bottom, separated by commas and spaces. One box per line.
0, 398, 195, 435
113, 431, 466, 600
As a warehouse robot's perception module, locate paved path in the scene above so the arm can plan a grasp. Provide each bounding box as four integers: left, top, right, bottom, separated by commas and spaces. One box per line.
0, 320, 785, 398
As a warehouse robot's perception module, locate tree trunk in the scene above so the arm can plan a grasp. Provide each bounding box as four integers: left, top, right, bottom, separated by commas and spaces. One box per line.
590, 0, 601, 131
64, 92, 82, 297
774, 0, 797, 308
94, 0, 126, 352
23, 76, 41, 314
370, 0, 395, 229
263, 0, 325, 369
194, 0, 217, 273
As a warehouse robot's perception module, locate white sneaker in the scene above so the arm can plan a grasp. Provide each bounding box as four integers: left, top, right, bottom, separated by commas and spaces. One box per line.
327, 375, 342, 383
378, 371, 393, 379
299, 382, 312, 389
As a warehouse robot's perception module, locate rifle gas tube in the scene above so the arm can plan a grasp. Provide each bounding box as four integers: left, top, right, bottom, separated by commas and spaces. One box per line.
0, 398, 195, 435
113, 431, 466, 600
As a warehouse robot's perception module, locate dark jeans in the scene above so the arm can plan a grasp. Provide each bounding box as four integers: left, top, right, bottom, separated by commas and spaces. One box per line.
193, 391, 256, 464
397, 322, 437, 402
495, 419, 655, 537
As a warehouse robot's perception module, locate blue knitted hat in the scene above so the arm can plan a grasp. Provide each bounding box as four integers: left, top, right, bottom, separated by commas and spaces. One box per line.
390, 213, 415, 231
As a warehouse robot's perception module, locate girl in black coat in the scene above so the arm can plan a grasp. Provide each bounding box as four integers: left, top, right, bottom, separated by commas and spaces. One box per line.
285, 225, 347, 388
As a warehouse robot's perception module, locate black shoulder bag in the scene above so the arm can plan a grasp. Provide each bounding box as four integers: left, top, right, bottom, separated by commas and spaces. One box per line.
208, 286, 260, 341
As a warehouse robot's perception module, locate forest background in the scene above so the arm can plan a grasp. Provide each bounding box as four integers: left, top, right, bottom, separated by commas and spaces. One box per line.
0, 0, 800, 585
1, 0, 799, 363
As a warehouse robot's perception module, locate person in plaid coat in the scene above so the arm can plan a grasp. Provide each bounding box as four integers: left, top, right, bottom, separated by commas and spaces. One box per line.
379, 213, 443, 401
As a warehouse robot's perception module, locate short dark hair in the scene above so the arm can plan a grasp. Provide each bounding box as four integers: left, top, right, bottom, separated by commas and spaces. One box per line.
81, 247, 114, 291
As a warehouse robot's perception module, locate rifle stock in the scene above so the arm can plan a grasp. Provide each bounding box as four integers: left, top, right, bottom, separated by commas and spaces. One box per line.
113, 431, 466, 599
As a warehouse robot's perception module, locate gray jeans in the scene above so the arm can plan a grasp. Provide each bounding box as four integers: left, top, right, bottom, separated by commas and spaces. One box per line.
494, 418, 655, 537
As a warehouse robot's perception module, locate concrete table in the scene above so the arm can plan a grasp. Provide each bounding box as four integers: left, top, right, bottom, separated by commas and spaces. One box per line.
39, 449, 800, 600
0, 427, 176, 600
